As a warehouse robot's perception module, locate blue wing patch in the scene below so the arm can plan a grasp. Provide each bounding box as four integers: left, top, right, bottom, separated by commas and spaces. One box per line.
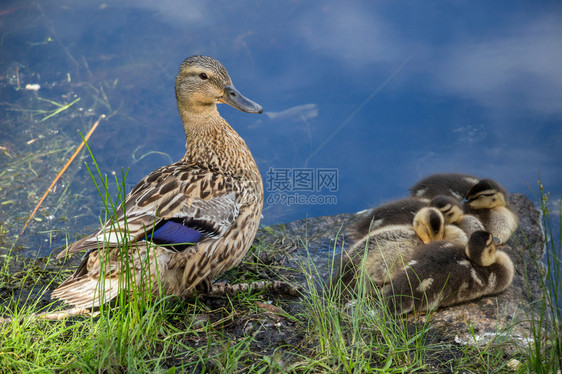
146, 219, 204, 251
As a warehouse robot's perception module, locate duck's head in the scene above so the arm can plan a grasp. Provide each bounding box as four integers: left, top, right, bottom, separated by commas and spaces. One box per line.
413, 207, 445, 244
465, 230, 500, 266
430, 195, 464, 224
175, 55, 263, 116
464, 179, 507, 210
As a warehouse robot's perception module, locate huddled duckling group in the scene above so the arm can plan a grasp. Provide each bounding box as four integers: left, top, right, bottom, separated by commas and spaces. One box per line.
339, 205, 468, 294
385, 230, 514, 315
334, 173, 518, 315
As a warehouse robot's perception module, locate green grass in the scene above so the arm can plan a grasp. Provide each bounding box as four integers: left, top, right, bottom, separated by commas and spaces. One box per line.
0, 149, 560, 372
523, 181, 562, 373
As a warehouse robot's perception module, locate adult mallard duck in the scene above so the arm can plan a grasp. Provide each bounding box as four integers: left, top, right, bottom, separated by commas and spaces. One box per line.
52, 55, 264, 309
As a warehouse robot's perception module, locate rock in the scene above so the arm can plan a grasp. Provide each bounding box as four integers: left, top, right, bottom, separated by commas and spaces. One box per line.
254, 193, 546, 352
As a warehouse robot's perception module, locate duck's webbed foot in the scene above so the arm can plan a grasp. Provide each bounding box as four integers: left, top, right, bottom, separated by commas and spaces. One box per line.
203, 280, 303, 297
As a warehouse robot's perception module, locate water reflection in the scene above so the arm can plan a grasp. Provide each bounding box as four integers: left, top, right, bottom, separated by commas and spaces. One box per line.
0, 0, 560, 257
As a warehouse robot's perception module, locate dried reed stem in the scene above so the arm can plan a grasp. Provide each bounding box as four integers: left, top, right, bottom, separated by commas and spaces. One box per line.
19, 114, 106, 237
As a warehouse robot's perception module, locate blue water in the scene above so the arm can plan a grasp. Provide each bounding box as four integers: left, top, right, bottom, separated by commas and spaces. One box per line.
1, 0, 561, 256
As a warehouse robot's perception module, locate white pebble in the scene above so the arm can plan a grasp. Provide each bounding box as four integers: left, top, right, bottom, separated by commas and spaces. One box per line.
25, 84, 41, 91
507, 358, 521, 371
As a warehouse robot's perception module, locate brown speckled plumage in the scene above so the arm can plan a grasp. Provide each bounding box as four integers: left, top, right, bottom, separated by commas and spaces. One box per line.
52, 56, 264, 308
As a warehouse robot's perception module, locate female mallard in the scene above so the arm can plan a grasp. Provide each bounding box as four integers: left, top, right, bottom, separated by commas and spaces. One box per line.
52, 55, 264, 308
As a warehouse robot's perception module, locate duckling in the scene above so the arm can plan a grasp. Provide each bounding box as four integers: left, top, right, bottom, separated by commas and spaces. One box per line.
430, 195, 485, 237
414, 207, 468, 246
464, 179, 518, 244
335, 207, 465, 293
385, 231, 514, 315
52, 56, 264, 309
348, 197, 430, 242
410, 173, 480, 200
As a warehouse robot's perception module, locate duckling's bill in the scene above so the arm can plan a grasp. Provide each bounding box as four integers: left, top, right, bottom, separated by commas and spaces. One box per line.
219, 85, 263, 114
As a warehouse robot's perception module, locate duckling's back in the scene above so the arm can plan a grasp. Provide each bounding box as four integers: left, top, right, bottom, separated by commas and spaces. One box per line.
335, 224, 422, 294
348, 198, 429, 242
410, 173, 480, 200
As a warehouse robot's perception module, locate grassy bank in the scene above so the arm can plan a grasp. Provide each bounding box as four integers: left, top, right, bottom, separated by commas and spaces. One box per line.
0, 169, 560, 373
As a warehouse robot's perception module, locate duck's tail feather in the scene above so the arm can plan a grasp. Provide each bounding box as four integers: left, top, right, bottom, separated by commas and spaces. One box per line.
51, 276, 120, 309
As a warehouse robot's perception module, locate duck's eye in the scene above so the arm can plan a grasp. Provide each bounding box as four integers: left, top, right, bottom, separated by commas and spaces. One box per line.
199, 73, 208, 80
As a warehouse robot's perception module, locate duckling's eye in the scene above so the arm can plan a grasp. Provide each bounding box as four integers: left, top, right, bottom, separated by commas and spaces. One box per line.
199, 73, 208, 80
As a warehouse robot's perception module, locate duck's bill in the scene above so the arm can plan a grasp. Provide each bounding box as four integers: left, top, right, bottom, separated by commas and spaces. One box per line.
220, 85, 263, 114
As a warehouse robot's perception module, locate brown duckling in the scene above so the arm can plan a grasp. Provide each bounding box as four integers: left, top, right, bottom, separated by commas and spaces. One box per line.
348, 197, 430, 242
414, 207, 468, 246
464, 179, 518, 244
385, 231, 514, 315
430, 195, 485, 237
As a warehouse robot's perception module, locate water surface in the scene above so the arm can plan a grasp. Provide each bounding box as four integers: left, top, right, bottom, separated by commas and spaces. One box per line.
0, 0, 560, 257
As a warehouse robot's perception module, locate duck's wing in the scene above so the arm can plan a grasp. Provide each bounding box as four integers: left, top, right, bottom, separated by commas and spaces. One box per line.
56, 162, 239, 259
